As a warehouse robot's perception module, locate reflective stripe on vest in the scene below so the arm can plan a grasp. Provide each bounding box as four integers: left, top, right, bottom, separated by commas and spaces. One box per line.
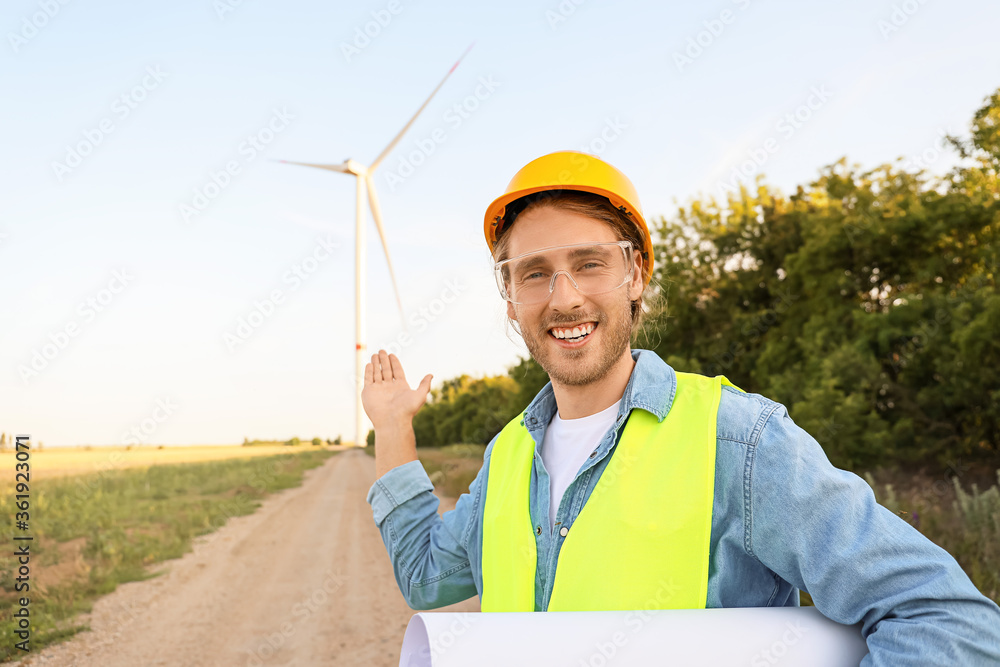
481, 371, 744, 612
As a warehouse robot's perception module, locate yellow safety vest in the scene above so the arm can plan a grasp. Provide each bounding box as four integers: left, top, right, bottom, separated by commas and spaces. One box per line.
481, 371, 743, 612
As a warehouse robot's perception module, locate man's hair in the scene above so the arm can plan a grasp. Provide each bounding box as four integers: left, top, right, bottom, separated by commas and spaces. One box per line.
491, 189, 659, 338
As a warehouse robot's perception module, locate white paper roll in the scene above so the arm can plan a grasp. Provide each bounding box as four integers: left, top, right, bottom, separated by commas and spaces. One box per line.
400, 607, 868, 667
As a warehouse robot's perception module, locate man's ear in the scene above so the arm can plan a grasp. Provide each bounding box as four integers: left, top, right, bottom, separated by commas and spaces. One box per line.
506, 300, 517, 321
627, 251, 644, 300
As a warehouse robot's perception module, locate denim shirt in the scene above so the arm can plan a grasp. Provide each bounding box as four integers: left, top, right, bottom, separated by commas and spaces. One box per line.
366, 349, 1000, 666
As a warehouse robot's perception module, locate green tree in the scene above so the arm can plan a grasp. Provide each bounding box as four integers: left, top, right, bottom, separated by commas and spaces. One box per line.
412, 374, 521, 447
506, 355, 551, 411
639, 87, 1000, 469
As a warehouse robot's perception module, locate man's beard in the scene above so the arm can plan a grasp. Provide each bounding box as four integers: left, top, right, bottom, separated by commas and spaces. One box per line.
519, 291, 633, 387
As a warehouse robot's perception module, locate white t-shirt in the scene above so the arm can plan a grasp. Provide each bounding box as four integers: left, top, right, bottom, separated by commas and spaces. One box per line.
540, 399, 622, 529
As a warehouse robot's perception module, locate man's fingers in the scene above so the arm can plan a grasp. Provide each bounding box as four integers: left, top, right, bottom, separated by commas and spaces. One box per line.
364, 361, 373, 385
378, 349, 391, 381
388, 353, 406, 383
370, 353, 382, 383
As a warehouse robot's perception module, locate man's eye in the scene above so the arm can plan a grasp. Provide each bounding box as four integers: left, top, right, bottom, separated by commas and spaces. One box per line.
579, 261, 605, 271
523, 271, 546, 281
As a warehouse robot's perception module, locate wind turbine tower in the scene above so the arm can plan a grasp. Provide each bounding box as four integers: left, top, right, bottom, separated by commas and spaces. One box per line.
278, 44, 473, 448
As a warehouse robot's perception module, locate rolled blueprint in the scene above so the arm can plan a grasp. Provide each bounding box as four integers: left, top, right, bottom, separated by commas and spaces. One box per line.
399, 606, 868, 667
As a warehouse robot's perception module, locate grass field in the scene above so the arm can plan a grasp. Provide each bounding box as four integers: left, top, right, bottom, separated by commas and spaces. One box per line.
0, 448, 336, 661
363, 443, 487, 499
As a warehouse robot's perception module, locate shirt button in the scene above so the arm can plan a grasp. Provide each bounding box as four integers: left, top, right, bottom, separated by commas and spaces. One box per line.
536, 525, 542, 535
559, 526, 569, 537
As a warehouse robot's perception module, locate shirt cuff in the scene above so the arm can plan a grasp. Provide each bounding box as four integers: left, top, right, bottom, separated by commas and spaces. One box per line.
366, 459, 435, 525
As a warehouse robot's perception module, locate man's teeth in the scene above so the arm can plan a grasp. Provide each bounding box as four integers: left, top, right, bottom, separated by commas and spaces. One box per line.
551, 323, 595, 339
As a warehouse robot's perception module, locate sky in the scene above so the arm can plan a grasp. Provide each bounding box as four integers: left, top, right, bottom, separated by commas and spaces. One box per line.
3, 0, 999, 447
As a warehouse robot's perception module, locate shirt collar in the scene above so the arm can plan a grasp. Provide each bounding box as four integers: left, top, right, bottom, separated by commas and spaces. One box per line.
521, 348, 677, 430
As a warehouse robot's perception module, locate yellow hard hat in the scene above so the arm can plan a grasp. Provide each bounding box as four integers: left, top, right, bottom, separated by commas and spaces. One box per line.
483, 151, 653, 286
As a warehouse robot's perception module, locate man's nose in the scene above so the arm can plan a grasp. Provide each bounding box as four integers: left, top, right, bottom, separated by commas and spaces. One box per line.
548, 271, 585, 310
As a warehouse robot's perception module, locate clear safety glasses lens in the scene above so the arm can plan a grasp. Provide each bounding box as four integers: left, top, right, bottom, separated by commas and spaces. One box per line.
494, 241, 634, 305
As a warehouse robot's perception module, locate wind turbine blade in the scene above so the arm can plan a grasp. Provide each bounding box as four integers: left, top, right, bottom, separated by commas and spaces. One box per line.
274, 159, 351, 173
369, 42, 475, 172
365, 174, 406, 327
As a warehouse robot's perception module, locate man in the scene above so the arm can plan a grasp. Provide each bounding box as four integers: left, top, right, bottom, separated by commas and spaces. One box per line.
363, 151, 1000, 664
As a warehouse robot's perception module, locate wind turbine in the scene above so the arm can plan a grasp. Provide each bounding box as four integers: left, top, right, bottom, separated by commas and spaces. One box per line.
277, 44, 473, 449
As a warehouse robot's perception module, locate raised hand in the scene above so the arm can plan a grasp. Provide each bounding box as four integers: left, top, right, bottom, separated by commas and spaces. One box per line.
361, 349, 433, 432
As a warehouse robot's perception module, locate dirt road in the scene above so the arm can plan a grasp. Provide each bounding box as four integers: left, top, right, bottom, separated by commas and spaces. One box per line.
18, 449, 480, 666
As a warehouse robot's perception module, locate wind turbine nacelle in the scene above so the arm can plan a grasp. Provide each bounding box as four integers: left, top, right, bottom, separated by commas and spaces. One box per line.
345, 159, 367, 175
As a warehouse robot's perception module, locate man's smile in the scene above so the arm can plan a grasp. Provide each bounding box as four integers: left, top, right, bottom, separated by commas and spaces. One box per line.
548, 321, 598, 347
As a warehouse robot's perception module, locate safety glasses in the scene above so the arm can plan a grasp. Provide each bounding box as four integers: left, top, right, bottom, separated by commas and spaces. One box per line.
494, 241, 635, 305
